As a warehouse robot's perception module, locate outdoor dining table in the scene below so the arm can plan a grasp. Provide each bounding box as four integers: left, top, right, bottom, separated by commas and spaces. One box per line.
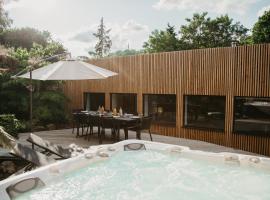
74, 111, 142, 142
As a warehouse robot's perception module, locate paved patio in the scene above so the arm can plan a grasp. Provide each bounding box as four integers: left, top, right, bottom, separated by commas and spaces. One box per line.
18, 128, 261, 156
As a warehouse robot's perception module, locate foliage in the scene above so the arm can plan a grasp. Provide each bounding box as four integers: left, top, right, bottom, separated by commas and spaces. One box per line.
191, 13, 248, 47
0, 73, 69, 129
143, 24, 182, 53
0, 73, 29, 120
0, 46, 18, 70
109, 49, 144, 57
8, 47, 29, 69
0, 0, 12, 32
89, 17, 112, 58
33, 91, 69, 126
252, 9, 270, 44
0, 114, 24, 138
180, 13, 248, 49
0, 2, 69, 132
29, 42, 66, 59
8, 42, 66, 70
1, 38, 67, 129
143, 13, 248, 53
0, 27, 51, 50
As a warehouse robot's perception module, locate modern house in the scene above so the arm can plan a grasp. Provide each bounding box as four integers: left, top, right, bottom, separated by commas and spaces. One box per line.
64, 44, 270, 156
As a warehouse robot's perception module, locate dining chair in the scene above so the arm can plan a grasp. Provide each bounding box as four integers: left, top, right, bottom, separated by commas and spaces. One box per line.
129, 116, 153, 141
86, 115, 100, 141
73, 113, 89, 137
72, 109, 83, 134
99, 117, 116, 144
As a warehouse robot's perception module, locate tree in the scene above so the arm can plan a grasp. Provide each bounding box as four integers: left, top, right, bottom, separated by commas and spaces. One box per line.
0, 27, 52, 50
143, 13, 248, 53
89, 17, 112, 58
252, 9, 270, 44
209, 15, 248, 46
143, 24, 182, 53
8, 41, 65, 70
180, 13, 248, 49
0, 72, 29, 120
180, 13, 210, 49
0, 0, 12, 32
109, 49, 143, 57
0, 38, 67, 129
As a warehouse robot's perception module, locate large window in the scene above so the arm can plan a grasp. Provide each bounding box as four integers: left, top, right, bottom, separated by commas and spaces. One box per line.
184, 95, 226, 131
234, 97, 270, 136
110, 93, 137, 114
143, 94, 176, 125
84, 92, 105, 111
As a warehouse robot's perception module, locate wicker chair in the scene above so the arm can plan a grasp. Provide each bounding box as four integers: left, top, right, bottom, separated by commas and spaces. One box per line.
129, 116, 153, 141
99, 117, 116, 144
73, 113, 89, 137
86, 115, 101, 141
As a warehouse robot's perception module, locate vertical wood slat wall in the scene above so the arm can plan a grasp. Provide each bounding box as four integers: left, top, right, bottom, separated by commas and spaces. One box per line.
63, 44, 270, 156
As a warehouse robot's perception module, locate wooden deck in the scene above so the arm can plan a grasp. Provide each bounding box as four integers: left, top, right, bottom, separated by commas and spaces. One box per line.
19, 128, 261, 156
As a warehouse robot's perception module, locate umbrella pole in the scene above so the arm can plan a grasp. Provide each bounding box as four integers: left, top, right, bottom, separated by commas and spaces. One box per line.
13, 52, 71, 133
30, 67, 33, 133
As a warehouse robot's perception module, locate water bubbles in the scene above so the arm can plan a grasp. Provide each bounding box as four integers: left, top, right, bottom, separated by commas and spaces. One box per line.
16, 150, 270, 200
249, 157, 260, 164
84, 153, 93, 159
98, 151, 109, 158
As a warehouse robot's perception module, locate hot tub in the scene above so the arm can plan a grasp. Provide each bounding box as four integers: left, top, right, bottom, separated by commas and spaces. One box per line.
1, 140, 270, 200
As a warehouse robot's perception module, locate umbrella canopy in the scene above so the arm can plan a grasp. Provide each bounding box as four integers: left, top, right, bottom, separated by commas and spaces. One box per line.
18, 60, 117, 80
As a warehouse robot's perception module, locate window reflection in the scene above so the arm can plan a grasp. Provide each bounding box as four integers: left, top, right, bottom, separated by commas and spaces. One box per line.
111, 93, 137, 114
143, 94, 176, 125
184, 95, 225, 130
84, 93, 105, 111
234, 97, 270, 135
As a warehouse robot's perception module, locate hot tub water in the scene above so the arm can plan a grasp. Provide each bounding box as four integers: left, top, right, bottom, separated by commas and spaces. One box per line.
14, 150, 270, 200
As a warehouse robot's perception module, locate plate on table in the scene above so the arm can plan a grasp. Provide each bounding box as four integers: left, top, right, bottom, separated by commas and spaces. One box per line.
132, 116, 140, 119
124, 114, 133, 117
113, 116, 120, 118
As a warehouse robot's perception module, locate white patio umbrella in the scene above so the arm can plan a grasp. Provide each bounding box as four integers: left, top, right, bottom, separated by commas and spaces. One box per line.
18, 59, 117, 80
14, 53, 117, 132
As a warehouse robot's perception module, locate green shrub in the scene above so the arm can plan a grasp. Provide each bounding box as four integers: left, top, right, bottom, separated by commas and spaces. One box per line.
0, 114, 25, 138
33, 91, 69, 126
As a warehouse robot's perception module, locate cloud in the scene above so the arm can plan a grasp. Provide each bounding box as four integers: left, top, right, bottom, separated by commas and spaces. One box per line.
3, 0, 19, 3
3, 0, 23, 10
69, 26, 96, 43
122, 20, 148, 32
63, 20, 149, 56
153, 0, 258, 15
257, 5, 270, 17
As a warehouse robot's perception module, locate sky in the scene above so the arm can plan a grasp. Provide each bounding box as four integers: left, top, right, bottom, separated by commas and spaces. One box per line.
3, 0, 270, 57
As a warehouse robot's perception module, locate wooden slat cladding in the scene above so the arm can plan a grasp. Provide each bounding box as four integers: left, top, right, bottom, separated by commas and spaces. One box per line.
63, 44, 270, 156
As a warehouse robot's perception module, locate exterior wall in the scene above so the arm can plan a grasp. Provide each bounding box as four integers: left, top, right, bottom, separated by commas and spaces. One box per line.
63, 44, 270, 156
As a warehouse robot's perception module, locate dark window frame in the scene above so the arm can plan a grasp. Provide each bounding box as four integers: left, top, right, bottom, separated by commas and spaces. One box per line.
233, 96, 270, 137
143, 93, 176, 127
183, 94, 226, 132
110, 92, 137, 114
83, 92, 105, 111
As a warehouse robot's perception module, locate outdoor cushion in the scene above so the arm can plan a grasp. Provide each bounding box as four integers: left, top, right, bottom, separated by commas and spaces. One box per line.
27, 133, 71, 159
10, 143, 55, 167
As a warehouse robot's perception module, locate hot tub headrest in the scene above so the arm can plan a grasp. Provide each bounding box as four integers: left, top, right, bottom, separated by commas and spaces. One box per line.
6, 177, 45, 199
124, 143, 146, 151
